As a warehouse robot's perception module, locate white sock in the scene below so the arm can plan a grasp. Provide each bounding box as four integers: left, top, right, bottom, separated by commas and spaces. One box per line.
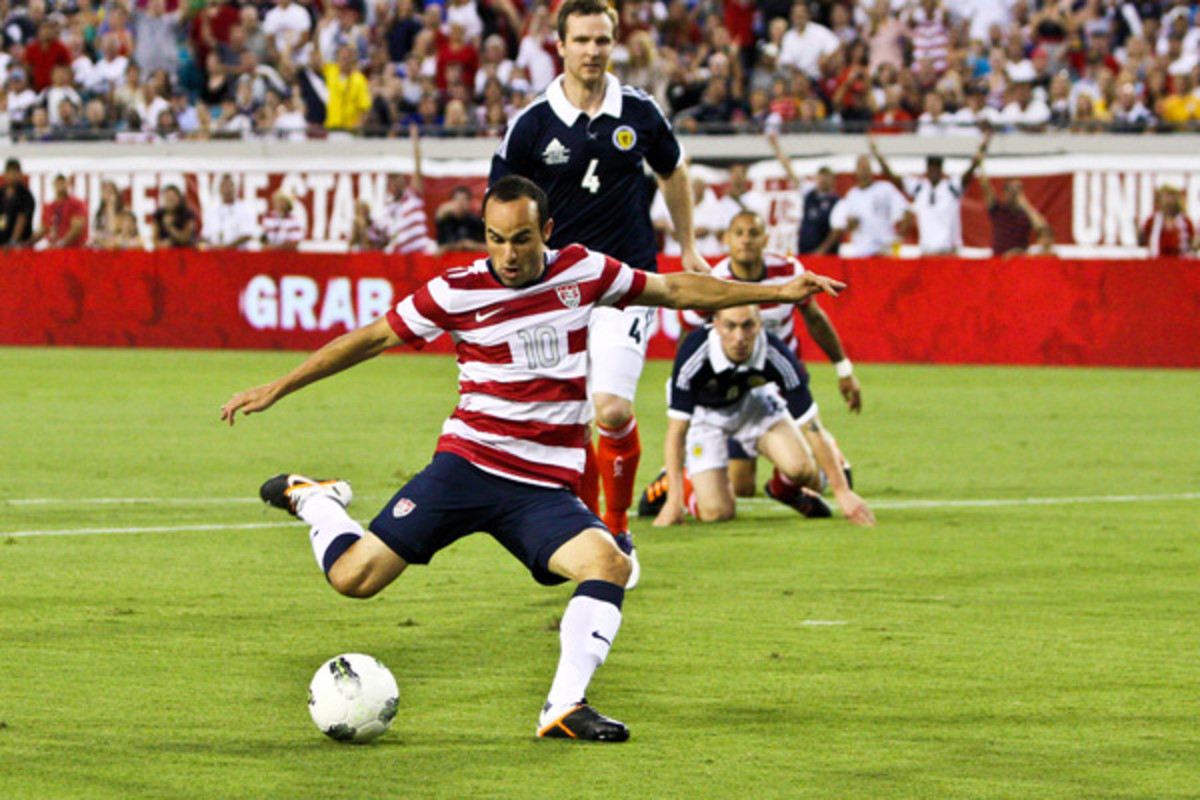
541, 593, 622, 725
296, 493, 364, 572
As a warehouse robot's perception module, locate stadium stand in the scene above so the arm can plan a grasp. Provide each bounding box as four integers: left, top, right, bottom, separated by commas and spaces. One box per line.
5, 0, 1200, 142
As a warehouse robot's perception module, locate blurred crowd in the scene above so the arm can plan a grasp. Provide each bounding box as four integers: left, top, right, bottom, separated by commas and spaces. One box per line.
5, 0, 1200, 142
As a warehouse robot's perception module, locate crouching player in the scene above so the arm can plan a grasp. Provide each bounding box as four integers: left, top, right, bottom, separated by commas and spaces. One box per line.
652, 305, 875, 527
220, 176, 847, 742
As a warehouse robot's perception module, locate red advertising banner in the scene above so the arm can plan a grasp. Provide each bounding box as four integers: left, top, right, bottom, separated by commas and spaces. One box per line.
1, 251, 1197, 367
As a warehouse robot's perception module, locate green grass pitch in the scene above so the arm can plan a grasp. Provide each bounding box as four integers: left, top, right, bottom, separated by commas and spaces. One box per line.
1, 346, 1198, 799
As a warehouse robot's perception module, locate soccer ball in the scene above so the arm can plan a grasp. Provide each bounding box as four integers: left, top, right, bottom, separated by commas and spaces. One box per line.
308, 653, 399, 743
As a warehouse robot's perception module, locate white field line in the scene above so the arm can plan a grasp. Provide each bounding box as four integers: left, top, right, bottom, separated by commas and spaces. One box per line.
3, 491, 1198, 538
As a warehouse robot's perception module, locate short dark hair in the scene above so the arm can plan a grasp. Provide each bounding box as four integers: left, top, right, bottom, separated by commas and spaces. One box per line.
483, 175, 549, 228
927, 155, 944, 169
4, 158, 20, 172
556, 0, 618, 42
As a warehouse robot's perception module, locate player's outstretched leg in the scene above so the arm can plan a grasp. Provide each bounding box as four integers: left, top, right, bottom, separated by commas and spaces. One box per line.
260, 472, 368, 579
538, 531, 632, 742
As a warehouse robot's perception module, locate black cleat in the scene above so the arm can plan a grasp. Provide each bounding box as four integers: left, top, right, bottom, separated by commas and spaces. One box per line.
843, 466, 854, 491
636, 468, 669, 517
260, 473, 352, 517
537, 702, 630, 742
764, 481, 833, 518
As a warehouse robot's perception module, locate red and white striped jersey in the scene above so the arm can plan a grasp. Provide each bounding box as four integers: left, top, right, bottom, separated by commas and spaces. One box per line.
681, 251, 809, 354
381, 188, 435, 254
386, 244, 648, 491
261, 211, 303, 247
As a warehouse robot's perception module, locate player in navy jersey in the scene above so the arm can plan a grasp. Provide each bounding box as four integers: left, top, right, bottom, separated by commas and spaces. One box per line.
651, 305, 875, 528
490, 0, 712, 579
220, 175, 846, 742
657, 210, 861, 505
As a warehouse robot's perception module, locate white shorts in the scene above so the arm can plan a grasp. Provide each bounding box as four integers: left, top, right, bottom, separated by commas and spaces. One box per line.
683, 384, 792, 476
588, 305, 658, 402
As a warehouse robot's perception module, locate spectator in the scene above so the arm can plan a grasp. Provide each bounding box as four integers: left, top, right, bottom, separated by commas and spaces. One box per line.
24, 19, 71, 91
827, 154, 912, 257
1140, 186, 1194, 257
152, 185, 200, 249
349, 198, 386, 250
473, 33, 513, 98
0, 158, 36, 248
43, 63, 81, 128
261, 189, 304, 250
434, 185, 486, 254
112, 210, 146, 250
6, 70, 38, 127
89, 32, 131, 96
312, 42, 372, 132
978, 170, 1052, 257
651, 174, 726, 257
1110, 81, 1153, 132
778, 2, 839, 80
377, 124, 435, 253
769, 134, 841, 255
873, 133, 990, 256
262, 0, 312, 63
384, 0, 423, 64
714, 162, 769, 224
998, 71, 1051, 131
91, 180, 126, 249
33, 173, 88, 248
203, 173, 259, 249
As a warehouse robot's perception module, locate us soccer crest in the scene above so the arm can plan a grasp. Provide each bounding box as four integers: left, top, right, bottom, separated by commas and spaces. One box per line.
392, 498, 416, 518
555, 282, 581, 309
612, 126, 636, 151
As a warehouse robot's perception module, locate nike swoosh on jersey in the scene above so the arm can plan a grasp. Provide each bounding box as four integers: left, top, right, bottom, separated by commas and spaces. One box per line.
475, 308, 502, 322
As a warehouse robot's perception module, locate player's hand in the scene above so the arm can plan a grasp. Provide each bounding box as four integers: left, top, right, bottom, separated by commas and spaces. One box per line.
653, 500, 687, 527
220, 383, 281, 426
832, 488, 875, 526
838, 374, 862, 413
680, 246, 712, 275
781, 271, 845, 302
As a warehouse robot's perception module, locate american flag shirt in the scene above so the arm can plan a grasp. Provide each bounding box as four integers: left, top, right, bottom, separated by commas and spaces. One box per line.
682, 251, 809, 354
386, 245, 647, 491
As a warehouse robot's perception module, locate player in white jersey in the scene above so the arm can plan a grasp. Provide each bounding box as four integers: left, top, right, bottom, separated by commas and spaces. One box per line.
379, 124, 436, 255
221, 176, 846, 742
646, 210, 861, 510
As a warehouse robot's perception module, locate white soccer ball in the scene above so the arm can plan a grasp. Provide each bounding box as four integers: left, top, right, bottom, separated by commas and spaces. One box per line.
308, 653, 399, 743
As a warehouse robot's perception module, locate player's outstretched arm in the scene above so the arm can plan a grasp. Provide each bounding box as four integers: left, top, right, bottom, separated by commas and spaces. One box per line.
638, 270, 844, 311
653, 417, 691, 527
220, 316, 403, 426
799, 417, 875, 526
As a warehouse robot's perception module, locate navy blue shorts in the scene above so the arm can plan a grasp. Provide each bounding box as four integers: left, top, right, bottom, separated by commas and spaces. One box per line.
727, 437, 751, 460
368, 452, 606, 586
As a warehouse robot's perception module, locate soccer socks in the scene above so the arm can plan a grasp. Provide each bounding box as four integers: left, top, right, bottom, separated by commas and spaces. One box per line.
296, 493, 364, 575
766, 468, 800, 501
579, 440, 601, 516
596, 418, 640, 534
541, 580, 624, 725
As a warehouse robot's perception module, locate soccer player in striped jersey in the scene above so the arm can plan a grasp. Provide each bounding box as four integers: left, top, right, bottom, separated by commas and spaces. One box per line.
490, 0, 711, 577
651, 305, 874, 528
658, 210, 860, 504
220, 175, 846, 742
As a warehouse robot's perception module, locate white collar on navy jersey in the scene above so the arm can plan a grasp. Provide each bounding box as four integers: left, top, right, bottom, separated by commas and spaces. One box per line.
546, 73, 624, 125
707, 325, 767, 374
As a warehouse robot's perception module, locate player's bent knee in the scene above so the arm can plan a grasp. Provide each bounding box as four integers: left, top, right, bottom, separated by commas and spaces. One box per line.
593, 395, 633, 429
327, 561, 385, 599
696, 501, 735, 522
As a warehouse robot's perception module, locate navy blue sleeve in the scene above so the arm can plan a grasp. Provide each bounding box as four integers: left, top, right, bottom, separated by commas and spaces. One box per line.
640, 97, 682, 177
667, 328, 707, 417
763, 333, 815, 419
490, 113, 535, 183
